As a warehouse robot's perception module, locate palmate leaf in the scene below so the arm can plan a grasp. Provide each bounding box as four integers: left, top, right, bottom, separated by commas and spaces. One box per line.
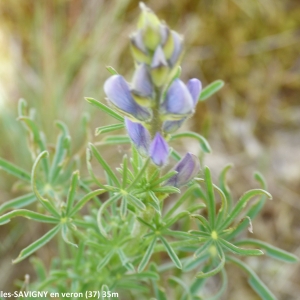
227, 256, 276, 300
0, 157, 31, 182
13, 224, 61, 263
235, 239, 299, 263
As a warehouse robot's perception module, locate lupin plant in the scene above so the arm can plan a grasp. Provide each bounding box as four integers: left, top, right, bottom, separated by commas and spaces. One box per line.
0, 3, 298, 300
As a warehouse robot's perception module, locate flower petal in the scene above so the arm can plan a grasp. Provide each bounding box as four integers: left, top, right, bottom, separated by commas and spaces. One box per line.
165, 153, 200, 187
149, 133, 169, 166
125, 118, 151, 156
161, 79, 194, 116
132, 64, 153, 98
187, 78, 202, 106
104, 75, 151, 121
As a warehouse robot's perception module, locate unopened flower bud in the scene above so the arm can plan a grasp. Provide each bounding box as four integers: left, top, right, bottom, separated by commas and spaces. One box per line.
104, 75, 151, 121
151, 46, 169, 87
149, 132, 169, 166
131, 64, 154, 107
138, 3, 161, 51
125, 118, 151, 156
165, 153, 200, 187
130, 31, 151, 64
169, 31, 183, 68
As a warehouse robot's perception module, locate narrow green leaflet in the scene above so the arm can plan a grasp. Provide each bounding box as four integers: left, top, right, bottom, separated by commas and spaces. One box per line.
219, 238, 263, 256
100, 136, 130, 145
199, 80, 224, 101
0, 157, 31, 182
61, 224, 77, 247
219, 189, 272, 231
218, 164, 233, 209
97, 194, 121, 237
138, 237, 157, 273
207, 268, 228, 300
49, 121, 70, 183
69, 189, 105, 216
159, 236, 182, 269
127, 158, 150, 190
194, 240, 213, 258
227, 256, 276, 300
89, 143, 120, 187
97, 250, 115, 271
85, 97, 124, 122
0, 209, 59, 226
196, 249, 225, 278
204, 167, 216, 228
13, 224, 61, 263
164, 185, 198, 219
170, 132, 211, 153
66, 171, 80, 215
95, 123, 124, 135
0, 193, 36, 214
18, 116, 49, 176
126, 194, 146, 211
235, 239, 299, 263
31, 151, 60, 218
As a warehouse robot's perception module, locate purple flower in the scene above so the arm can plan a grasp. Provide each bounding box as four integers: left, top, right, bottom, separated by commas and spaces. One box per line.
104, 75, 151, 121
149, 133, 169, 166
165, 153, 200, 187
161, 79, 194, 117
125, 118, 151, 156
187, 78, 202, 106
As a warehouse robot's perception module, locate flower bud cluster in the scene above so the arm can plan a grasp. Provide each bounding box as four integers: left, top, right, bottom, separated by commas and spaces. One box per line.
103, 3, 201, 186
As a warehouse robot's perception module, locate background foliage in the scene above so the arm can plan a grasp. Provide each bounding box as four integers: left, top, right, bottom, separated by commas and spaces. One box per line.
0, 0, 299, 299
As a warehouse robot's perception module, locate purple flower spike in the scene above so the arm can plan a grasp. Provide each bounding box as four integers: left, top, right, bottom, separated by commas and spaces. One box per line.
161, 79, 194, 116
104, 75, 151, 121
149, 133, 169, 166
132, 64, 153, 98
165, 153, 200, 187
125, 118, 151, 156
187, 78, 202, 106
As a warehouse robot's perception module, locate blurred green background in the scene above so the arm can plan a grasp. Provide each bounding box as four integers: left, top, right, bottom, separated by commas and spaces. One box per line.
0, 0, 299, 299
